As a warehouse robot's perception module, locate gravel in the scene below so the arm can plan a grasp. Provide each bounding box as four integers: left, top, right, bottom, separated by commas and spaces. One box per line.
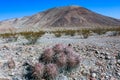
0, 34, 120, 80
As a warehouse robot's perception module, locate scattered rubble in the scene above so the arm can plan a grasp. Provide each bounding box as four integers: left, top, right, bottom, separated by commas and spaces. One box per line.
0, 35, 120, 80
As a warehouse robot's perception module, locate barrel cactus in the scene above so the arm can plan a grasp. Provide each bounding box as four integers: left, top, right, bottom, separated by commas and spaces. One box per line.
32, 63, 45, 79
40, 48, 55, 63
44, 63, 58, 79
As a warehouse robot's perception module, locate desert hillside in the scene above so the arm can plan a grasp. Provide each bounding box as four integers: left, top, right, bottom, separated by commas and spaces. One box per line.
0, 5, 120, 32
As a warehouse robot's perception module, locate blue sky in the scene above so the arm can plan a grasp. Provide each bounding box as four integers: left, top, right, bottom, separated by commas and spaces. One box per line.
0, 0, 120, 21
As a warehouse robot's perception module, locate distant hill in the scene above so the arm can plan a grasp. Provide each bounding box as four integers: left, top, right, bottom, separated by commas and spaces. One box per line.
0, 5, 120, 32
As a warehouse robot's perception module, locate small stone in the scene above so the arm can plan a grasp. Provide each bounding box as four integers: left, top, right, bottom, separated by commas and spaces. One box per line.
105, 55, 111, 60
117, 72, 120, 76
0, 78, 9, 80
110, 77, 117, 80
56, 74, 68, 80
117, 59, 120, 64
91, 73, 96, 78
12, 78, 19, 80
105, 75, 109, 79
7, 58, 15, 69
90, 77, 97, 80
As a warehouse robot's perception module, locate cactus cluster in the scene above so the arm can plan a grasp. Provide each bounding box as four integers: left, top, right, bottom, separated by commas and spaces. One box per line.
24, 44, 80, 80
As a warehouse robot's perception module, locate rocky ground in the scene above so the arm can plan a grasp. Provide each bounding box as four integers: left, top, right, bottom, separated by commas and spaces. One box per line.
0, 32, 120, 80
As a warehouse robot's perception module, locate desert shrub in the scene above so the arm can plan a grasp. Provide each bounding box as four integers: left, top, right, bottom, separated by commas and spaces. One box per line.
64, 30, 76, 36
52, 29, 77, 37
1, 27, 120, 41
19, 31, 45, 44
0, 31, 45, 44
0, 33, 16, 38
52, 30, 62, 37
54, 33, 62, 37
81, 29, 91, 38
51, 27, 120, 38
91, 28, 105, 35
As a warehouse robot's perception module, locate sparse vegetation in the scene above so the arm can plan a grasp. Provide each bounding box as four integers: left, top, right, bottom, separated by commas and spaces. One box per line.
51, 27, 120, 38
81, 29, 91, 38
0, 33, 16, 38
0, 31, 45, 44
0, 27, 120, 44
54, 33, 62, 37
19, 31, 45, 44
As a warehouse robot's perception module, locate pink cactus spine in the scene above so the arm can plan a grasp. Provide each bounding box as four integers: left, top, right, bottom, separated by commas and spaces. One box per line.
41, 48, 55, 63
55, 52, 67, 67
32, 62, 45, 79
53, 44, 65, 53
45, 63, 58, 79
67, 52, 80, 68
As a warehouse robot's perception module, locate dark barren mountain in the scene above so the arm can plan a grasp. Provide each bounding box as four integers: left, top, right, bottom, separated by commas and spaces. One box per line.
0, 5, 120, 31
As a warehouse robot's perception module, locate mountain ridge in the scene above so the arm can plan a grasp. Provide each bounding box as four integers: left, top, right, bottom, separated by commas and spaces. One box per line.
0, 5, 120, 32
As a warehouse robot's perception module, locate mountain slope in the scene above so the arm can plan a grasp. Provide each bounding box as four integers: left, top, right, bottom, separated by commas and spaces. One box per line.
0, 5, 120, 31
